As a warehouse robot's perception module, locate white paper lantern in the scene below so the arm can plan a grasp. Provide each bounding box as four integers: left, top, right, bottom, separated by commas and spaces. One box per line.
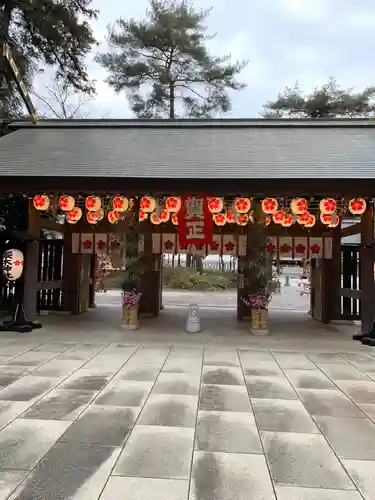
2, 249, 24, 281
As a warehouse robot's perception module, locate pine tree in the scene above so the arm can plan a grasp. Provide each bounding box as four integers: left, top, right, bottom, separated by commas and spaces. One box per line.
262, 78, 375, 118
96, 0, 247, 118
0, 0, 98, 118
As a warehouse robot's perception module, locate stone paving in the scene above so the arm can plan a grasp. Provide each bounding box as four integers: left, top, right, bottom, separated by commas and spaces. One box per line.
0, 341, 375, 498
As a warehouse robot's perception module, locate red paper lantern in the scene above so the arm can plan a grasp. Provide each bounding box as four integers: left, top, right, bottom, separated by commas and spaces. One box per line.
59, 195, 75, 212
112, 196, 128, 212
320, 198, 337, 214
87, 212, 98, 224
298, 211, 311, 225
139, 210, 148, 222
348, 198, 366, 215
85, 196, 101, 211
290, 198, 307, 215
33, 194, 50, 211
304, 214, 316, 228
95, 209, 104, 221
261, 198, 278, 214
226, 210, 236, 223
328, 215, 340, 228
281, 214, 294, 227
208, 197, 224, 214
272, 210, 285, 224
320, 213, 333, 225
159, 209, 170, 223
171, 214, 178, 225
165, 196, 181, 212
234, 197, 251, 214
66, 207, 82, 223
236, 214, 249, 226
140, 196, 156, 213
108, 210, 120, 224
213, 213, 227, 226
150, 212, 162, 225
265, 215, 271, 226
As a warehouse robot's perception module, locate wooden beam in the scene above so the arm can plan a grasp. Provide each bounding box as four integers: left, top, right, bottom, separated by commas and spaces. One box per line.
340, 222, 362, 237
39, 218, 65, 232
37, 280, 62, 291
359, 205, 375, 333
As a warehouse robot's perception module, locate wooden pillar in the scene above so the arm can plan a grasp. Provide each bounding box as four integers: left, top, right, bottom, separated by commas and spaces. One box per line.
360, 204, 375, 333
23, 202, 40, 321
61, 232, 74, 311
330, 225, 342, 321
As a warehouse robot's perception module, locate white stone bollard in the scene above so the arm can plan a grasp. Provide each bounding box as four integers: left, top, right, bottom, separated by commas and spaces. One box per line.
185, 304, 201, 333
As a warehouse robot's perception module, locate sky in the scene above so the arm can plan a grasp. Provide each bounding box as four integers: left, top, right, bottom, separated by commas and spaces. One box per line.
33, 0, 375, 119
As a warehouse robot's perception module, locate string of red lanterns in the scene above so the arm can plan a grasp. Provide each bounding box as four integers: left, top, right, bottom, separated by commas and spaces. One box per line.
32, 195, 368, 228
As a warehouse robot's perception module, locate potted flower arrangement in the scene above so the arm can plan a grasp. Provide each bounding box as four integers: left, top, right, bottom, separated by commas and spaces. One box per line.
120, 257, 143, 329
121, 287, 142, 329
242, 292, 270, 334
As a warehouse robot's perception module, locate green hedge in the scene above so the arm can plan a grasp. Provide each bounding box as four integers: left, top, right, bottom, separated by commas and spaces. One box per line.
103, 267, 237, 291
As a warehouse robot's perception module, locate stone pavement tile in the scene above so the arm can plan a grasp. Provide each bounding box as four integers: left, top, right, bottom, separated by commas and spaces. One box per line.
0, 401, 31, 430
56, 343, 106, 361
306, 352, 348, 364
0, 375, 20, 389
117, 362, 162, 381
189, 451, 275, 500
0, 471, 29, 500
7, 442, 121, 500
113, 425, 194, 479
358, 403, 375, 422
0, 376, 61, 402
130, 347, 171, 364
195, 410, 262, 453
261, 431, 353, 489
0, 418, 70, 470
99, 476, 189, 500
41, 388, 97, 405
252, 399, 319, 433
59, 370, 114, 391
169, 346, 204, 358
199, 384, 252, 412
153, 373, 200, 396
31, 342, 76, 352
0, 365, 33, 377
275, 486, 362, 500
138, 393, 197, 427
297, 389, 365, 418
58, 405, 138, 446
162, 357, 202, 374
98, 343, 139, 355
22, 399, 88, 421
203, 349, 240, 367
4, 351, 57, 367
243, 361, 284, 377
271, 351, 315, 369
284, 370, 336, 390
202, 366, 244, 386
318, 364, 370, 381
80, 354, 131, 371
335, 381, 375, 403
342, 459, 375, 500
238, 350, 275, 365
31, 359, 85, 377
246, 376, 298, 400
367, 372, 375, 381
314, 416, 375, 460
94, 380, 153, 407
0, 344, 35, 356
338, 352, 375, 364
0, 356, 12, 363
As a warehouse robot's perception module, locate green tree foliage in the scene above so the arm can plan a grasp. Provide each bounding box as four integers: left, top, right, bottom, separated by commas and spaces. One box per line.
0, 0, 98, 118
262, 78, 375, 118
96, 0, 248, 118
